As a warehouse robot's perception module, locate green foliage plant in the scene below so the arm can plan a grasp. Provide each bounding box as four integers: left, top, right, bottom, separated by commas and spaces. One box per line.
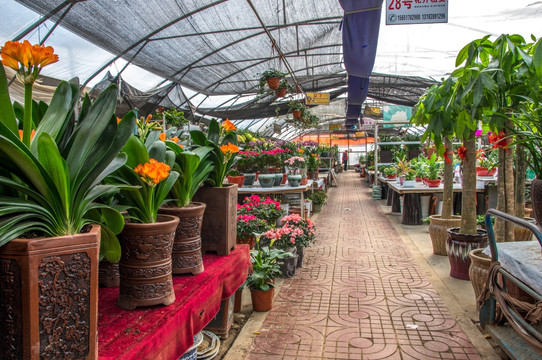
246, 235, 292, 291
309, 189, 327, 206
258, 68, 286, 93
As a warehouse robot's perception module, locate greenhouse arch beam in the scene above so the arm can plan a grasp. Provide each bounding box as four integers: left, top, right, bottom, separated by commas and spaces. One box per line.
81, 0, 227, 88
12, 0, 78, 41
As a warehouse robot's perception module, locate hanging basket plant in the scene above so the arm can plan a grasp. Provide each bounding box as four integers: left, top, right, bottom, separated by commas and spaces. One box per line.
258, 68, 286, 93
289, 101, 306, 120
275, 79, 291, 98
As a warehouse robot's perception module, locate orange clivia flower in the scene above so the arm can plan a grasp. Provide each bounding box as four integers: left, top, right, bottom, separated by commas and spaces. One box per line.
178, 144, 184, 149
145, 114, 152, 123
1, 40, 58, 84
117, 117, 122, 124
159, 133, 166, 141
134, 159, 170, 186
220, 142, 240, 155
298, 149, 304, 154
222, 119, 236, 132
170, 136, 179, 143
18, 129, 35, 141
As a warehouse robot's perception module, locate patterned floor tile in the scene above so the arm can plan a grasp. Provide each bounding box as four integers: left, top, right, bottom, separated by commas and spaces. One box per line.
244, 173, 481, 359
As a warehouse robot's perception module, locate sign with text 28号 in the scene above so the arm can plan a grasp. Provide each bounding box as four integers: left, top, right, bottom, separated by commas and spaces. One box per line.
386, 0, 448, 25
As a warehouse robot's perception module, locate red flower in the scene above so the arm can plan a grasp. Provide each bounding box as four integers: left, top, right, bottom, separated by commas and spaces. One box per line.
488, 131, 508, 149
457, 145, 467, 160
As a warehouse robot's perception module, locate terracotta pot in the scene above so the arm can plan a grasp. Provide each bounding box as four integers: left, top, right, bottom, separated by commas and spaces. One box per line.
296, 246, 306, 268
266, 77, 280, 90
531, 178, 542, 226
416, 177, 422, 182
386, 175, 396, 180
426, 179, 441, 188
243, 173, 256, 186
99, 260, 120, 288
0, 225, 100, 359
281, 173, 288, 184
275, 87, 287, 97
250, 287, 274, 312
292, 110, 302, 119
193, 184, 238, 256
227, 175, 245, 188
117, 214, 179, 310
159, 202, 206, 275
300, 176, 308, 185
446, 227, 488, 280
476, 167, 497, 177
428, 215, 462, 255
308, 170, 319, 181
468, 248, 491, 308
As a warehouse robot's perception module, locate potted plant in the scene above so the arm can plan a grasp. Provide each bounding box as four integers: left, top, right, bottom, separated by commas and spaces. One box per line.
108, 133, 180, 310
246, 235, 292, 311
275, 78, 291, 98
382, 166, 397, 179
236, 214, 270, 247
309, 189, 327, 213
258, 68, 286, 93
236, 150, 258, 185
476, 149, 497, 176
289, 101, 306, 120
281, 213, 316, 268
262, 224, 300, 278
378, 135, 397, 163
158, 141, 214, 275
306, 153, 319, 180
191, 119, 239, 255
237, 195, 285, 225
403, 168, 417, 188
425, 153, 442, 187
226, 169, 245, 188
284, 156, 305, 187
0, 41, 135, 358
405, 133, 422, 160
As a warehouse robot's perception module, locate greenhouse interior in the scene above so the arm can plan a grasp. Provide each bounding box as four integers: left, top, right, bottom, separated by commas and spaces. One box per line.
1, 0, 542, 359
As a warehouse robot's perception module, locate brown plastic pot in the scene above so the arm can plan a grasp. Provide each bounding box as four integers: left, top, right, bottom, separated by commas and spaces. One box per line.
193, 184, 238, 256
159, 202, 206, 275
426, 179, 441, 188
250, 287, 274, 312
446, 227, 488, 280
117, 214, 179, 310
0, 225, 100, 359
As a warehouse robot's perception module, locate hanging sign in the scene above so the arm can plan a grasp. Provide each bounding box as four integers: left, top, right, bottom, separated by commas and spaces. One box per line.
329, 124, 342, 131
383, 105, 412, 128
305, 92, 330, 105
386, 0, 448, 25
355, 132, 365, 138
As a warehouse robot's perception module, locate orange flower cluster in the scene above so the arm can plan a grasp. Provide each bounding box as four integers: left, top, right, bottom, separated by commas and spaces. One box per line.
134, 159, 170, 186
457, 145, 467, 160
298, 149, 304, 154
1, 40, 58, 84
222, 119, 236, 132
220, 142, 239, 155
159, 132, 182, 147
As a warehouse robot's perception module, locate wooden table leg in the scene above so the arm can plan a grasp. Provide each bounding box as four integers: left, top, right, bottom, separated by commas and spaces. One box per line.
402, 193, 422, 225
391, 190, 401, 213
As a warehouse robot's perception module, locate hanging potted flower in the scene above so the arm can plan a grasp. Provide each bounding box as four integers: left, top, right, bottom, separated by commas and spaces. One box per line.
0, 41, 136, 357
191, 119, 240, 255
258, 68, 286, 92
108, 133, 180, 310
289, 101, 306, 120
159, 138, 214, 275
275, 79, 291, 98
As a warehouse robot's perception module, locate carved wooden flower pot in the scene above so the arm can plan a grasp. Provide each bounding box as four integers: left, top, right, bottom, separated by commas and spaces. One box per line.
193, 184, 237, 256
0, 225, 100, 359
99, 260, 120, 287
117, 214, 179, 310
159, 202, 206, 275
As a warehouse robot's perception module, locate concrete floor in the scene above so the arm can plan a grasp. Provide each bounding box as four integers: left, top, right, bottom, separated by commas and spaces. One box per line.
224, 172, 502, 359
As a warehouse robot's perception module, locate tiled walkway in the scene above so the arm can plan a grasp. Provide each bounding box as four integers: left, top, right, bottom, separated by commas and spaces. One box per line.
245, 172, 482, 359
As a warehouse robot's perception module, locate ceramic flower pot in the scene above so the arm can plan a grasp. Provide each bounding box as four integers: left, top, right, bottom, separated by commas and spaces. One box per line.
296, 245, 306, 268
158, 202, 206, 275
117, 214, 179, 310
258, 174, 275, 188
313, 203, 323, 213
308, 170, 319, 181
193, 184, 237, 256
275, 87, 287, 97
428, 215, 462, 255
99, 260, 120, 288
227, 175, 245, 188
446, 227, 488, 280
0, 225, 100, 359
292, 110, 302, 119
288, 174, 302, 187
273, 173, 283, 186
250, 287, 274, 312
403, 179, 416, 188
300, 176, 308, 185
281, 173, 288, 184
476, 167, 496, 177
243, 173, 256, 186
279, 248, 298, 278
379, 150, 393, 163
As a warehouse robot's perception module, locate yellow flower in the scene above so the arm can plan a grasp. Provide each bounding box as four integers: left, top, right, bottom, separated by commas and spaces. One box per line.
134, 159, 170, 186
1, 40, 58, 84
220, 142, 239, 155
222, 119, 236, 132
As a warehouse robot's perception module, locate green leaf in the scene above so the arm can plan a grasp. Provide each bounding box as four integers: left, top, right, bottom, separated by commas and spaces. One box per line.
101, 207, 125, 235
37, 133, 69, 214
148, 140, 166, 162
190, 130, 207, 146
456, 42, 470, 67
533, 38, 542, 76
208, 119, 220, 144
99, 225, 121, 263
0, 66, 18, 134
123, 135, 150, 168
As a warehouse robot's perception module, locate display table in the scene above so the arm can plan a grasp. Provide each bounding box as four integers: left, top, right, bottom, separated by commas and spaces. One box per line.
98, 244, 250, 360
239, 180, 313, 218
382, 178, 484, 225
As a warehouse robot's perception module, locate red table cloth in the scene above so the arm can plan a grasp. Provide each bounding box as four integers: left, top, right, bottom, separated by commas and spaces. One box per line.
98, 244, 250, 360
